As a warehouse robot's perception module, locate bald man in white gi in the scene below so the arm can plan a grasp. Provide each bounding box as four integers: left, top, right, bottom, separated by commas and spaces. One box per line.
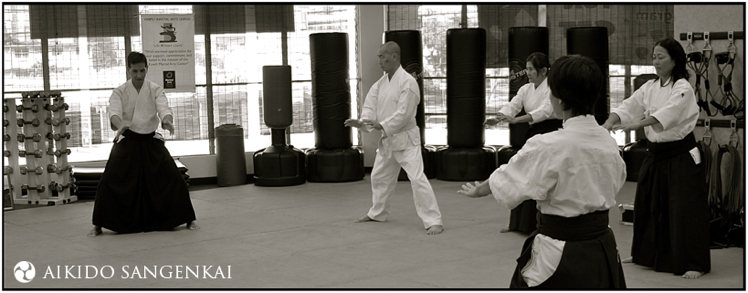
345, 41, 444, 235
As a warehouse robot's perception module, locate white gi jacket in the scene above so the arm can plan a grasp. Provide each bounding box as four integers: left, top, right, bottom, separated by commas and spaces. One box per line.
499, 78, 558, 124
360, 66, 421, 151
611, 78, 698, 143
487, 115, 626, 286
108, 79, 173, 134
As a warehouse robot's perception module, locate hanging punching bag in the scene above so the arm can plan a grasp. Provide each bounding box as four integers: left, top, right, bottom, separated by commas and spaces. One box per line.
253, 65, 306, 186
385, 30, 436, 180
436, 28, 496, 181
310, 32, 352, 149
307, 32, 364, 182
508, 27, 549, 149
567, 27, 609, 125
447, 28, 486, 148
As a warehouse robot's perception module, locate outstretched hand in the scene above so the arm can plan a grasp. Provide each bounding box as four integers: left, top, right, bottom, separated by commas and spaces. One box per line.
457, 181, 488, 198
344, 119, 365, 128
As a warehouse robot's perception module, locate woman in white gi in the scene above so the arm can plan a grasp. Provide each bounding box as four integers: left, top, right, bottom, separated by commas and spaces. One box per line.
486, 52, 562, 235
602, 38, 710, 279
346, 41, 444, 235
90, 52, 197, 236
459, 55, 627, 288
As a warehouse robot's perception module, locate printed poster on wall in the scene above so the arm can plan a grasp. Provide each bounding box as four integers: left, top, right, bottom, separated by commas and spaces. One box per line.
140, 14, 195, 92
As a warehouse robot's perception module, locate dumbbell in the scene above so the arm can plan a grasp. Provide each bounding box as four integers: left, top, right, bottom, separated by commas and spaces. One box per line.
4, 166, 13, 174
20, 166, 44, 175
49, 103, 69, 112
17, 118, 41, 127
16, 104, 39, 113
3, 134, 11, 141
3, 120, 8, 127
3, 150, 11, 157
44, 117, 70, 126
20, 184, 46, 192
51, 182, 73, 192
45, 132, 70, 141
47, 164, 72, 174
3, 104, 8, 113
53, 149, 72, 157
18, 150, 44, 158
53, 133, 71, 141
17, 133, 43, 142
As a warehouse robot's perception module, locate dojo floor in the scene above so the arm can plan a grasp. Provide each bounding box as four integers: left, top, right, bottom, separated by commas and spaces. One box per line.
3, 177, 744, 289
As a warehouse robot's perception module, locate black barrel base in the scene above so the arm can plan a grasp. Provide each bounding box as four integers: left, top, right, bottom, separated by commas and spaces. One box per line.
306, 147, 364, 182
253, 145, 307, 187
435, 146, 497, 181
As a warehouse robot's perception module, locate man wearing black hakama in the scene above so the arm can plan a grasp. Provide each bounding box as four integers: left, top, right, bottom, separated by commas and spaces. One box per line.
90, 52, 196, 235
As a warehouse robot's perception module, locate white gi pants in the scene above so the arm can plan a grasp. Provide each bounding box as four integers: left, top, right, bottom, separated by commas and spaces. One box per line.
366, 145, 442, 228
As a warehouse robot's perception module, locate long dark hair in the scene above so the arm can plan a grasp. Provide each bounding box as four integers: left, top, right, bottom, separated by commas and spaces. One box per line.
526, 52, 551, 73
653, 38, 689, 82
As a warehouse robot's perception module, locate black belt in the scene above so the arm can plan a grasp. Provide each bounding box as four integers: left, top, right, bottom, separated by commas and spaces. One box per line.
647, 132, 697, 160
537, 210, 609, 242
121, 129, 156, 141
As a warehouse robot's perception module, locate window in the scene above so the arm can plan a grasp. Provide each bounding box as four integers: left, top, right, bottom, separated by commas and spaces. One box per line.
2, 4, 361, 163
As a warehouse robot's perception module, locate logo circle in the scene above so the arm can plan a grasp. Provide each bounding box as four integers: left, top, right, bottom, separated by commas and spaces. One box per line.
165, 72, 174, 79
14, 261, 35, 283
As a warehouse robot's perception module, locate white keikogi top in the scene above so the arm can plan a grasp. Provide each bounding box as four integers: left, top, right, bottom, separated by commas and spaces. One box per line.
499, 78, 558, 124
108, 79, 173, 135
611, 78, 698, 143
360, 65, 421, 152
487, 115, 626, 286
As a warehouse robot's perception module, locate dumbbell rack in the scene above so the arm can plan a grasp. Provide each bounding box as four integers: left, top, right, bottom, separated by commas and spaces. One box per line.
4, 92, 77, 205
3, 98, 20, 208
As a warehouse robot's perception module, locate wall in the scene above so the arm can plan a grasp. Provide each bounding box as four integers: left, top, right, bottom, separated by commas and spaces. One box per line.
357, 5, 386, 167
675, 5, 744, 149
674, 4, 744, 194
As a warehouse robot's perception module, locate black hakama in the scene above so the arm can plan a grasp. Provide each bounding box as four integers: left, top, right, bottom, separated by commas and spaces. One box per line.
631, 132, 711, 275
508, 118, 563, 234
92, 130, 196, 233
510, 210, 626, 288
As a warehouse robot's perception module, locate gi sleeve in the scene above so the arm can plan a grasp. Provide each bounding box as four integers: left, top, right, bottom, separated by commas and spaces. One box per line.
528, 95, 553, 123
108, 87, 124, 130
499, 83, 528, 117
650, 79, 697, 131
358, 78, 381, 133
380, 80, 419, 136
154, 85, 173, 120
487, 136, 558, 210
611, 80, 649, 125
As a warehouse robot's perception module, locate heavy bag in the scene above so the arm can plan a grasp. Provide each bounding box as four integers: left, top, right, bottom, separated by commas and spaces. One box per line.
262, 66, 293, 129
310, 32, 352, 149
567, 27, 609, 125
446, 28, 486, 148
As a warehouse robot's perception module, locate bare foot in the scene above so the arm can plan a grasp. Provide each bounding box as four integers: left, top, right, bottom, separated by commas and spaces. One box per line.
186, 221, 200, 230
682, 271, 704, 279
355, 215, 377, 223
87, 226, 102, 237
426, 225, 444, 235
499, 227, 511, 233
621, 256, 633, 263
